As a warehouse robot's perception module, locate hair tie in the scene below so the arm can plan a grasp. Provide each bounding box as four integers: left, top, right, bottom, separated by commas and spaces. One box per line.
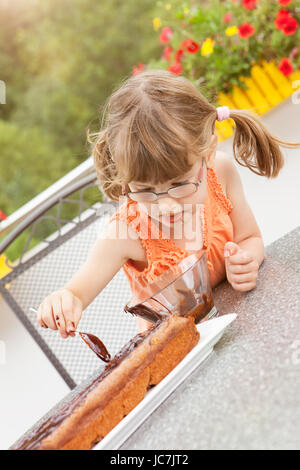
216, 106, 230, 122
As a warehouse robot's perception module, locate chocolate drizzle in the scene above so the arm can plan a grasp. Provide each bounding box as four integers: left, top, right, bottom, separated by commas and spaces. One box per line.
124, 302, 170, 323
79, 332, 111, 363
125, 290, 214, 325
13, 319, 164, 450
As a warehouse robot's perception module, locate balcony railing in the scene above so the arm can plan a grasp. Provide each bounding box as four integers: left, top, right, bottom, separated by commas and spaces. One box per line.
0, 156, 96, 238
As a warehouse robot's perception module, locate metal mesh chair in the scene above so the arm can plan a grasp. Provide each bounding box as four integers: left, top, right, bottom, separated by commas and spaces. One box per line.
0, 173, 137, 389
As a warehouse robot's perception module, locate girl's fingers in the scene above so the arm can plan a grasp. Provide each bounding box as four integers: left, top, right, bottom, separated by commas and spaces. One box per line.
37, 290, 83, 338
61, 293, 77, 334
52, 296, 67, 338
231, 281, 256, 292
37, 305, 48, 329
230, 271, 257, 284
229, 261, 258, 275
228, 251, 253, 265
42, 301, 58, 330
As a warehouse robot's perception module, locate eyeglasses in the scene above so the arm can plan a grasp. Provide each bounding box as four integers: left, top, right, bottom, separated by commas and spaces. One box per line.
125, 180, 201, 202
123, 159, 205, 202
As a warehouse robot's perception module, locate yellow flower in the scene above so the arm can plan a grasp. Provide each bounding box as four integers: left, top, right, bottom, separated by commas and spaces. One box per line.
184, 8, 189, 15
201, 38, 214, 56
153, 17, 162, 31
165, 3, 172, 10
225, 26, 238, 37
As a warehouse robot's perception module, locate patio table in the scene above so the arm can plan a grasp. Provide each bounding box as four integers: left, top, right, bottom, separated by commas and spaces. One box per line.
118, 226, 300, 450
14, 226, 299, 450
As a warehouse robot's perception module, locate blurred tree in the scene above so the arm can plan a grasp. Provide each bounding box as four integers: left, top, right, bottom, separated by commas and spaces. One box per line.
0, 0, 39, 119
9, 0, 160, 156
0, 0, 160, 217
0, 119, 75, 216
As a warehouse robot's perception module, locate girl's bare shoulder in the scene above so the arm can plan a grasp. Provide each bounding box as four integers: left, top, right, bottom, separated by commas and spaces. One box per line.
211, 150, 235, 194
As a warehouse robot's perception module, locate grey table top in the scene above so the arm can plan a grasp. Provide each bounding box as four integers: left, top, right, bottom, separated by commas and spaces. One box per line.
12, 226, 300, 451
120, 226, 300, 450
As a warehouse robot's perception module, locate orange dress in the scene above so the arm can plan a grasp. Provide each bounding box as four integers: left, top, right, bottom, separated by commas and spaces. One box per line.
110, 168, 233, 299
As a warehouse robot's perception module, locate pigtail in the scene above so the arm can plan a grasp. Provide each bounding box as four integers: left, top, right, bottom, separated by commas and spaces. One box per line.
229, 109, 300, 178
87, 127, 123, 201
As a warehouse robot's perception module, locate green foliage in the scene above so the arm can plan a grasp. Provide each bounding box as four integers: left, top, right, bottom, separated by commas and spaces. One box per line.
0, 120, 76, 216
0, 0, 160, 202
149, 0, 300, 99
0, 0, 159, 259
2, 0, 160, 154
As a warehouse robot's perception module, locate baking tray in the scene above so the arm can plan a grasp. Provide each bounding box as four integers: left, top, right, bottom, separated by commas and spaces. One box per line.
93, 313, 237, 450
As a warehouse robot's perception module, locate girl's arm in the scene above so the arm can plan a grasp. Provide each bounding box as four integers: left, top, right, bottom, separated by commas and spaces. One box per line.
217, 155, 265, 291
37, 219, 145, 337
64, 221, 131, 310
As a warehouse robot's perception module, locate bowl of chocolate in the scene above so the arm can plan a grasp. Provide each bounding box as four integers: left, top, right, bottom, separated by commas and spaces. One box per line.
125, 251, 218, 324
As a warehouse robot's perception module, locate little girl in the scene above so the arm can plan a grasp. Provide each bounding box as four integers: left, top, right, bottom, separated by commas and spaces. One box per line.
37, 69, 300, 337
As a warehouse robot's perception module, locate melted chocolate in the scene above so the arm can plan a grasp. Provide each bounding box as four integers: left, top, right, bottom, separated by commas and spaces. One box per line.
176, 290, 214, 323
125, 290, 214, 325
125, 303, 166, 323
125, 298, 171, 323
13, 320, 163, 450
79, 332, 111, 363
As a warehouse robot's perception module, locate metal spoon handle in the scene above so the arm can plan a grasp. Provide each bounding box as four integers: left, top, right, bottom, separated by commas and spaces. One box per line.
29, 307, 39, 315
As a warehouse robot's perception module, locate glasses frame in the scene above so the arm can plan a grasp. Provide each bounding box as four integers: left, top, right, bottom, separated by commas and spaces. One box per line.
123, 159, 205, 202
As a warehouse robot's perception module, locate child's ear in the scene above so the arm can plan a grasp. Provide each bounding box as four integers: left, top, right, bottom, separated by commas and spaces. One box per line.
207, 133, 218, 167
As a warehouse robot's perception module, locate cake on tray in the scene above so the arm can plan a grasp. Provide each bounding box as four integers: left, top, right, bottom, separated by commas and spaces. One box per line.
12, 315, 199, 451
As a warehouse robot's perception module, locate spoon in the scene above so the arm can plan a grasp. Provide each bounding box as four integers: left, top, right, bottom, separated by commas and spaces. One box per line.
29, 307, 111, 363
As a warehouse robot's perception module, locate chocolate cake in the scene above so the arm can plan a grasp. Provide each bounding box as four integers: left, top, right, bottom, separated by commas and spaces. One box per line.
12, 315, 199, 451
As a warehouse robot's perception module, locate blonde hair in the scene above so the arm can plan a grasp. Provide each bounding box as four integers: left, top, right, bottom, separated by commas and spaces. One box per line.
88, 69, 300, 201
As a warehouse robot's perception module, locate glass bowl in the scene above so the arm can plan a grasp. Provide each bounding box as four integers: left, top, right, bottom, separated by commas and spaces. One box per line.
125, 251, 218, 324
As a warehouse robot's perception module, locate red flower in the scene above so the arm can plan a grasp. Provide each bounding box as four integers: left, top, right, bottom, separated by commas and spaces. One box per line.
275, 9, 292, 30
163, 46, 173, 62
159, 27, 173, 44
175, 48, 185, 62
282, 16, 298, 35
278, 0, 292, 6
181, 39, 200, 53
224, 12, 232, 23
278, 58, 294, 76
0, 210, 7, 221
168, 62, 183, 75
242, 0, 257, 10
132, 62, 144, 76
276, 9, 291, 16
238, 23, 255, 39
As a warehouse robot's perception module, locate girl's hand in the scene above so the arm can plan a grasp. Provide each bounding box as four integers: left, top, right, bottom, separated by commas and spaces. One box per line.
37, 288, 83, 339
224, 241, 259, 292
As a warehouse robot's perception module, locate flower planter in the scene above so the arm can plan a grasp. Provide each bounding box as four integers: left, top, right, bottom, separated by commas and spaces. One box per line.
216, 60, 300, 142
